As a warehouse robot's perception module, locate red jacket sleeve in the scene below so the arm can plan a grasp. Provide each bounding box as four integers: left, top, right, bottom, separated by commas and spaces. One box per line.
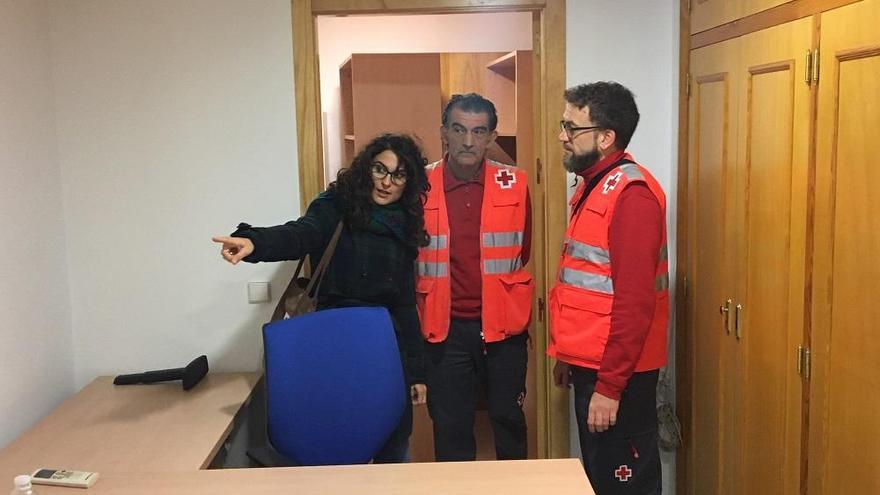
595, 183, 664, 400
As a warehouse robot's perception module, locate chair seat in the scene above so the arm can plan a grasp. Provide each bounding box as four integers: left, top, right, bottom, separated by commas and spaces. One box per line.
262, 306, 406, 465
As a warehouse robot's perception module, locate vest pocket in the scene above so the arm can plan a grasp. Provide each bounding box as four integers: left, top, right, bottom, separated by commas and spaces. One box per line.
552, 285, 612, 363
497, 269, 534, 331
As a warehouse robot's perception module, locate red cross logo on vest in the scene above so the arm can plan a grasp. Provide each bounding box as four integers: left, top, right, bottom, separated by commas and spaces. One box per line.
602, 171, 623, 194
495, 169, 516, 189
615, 464, 633, 482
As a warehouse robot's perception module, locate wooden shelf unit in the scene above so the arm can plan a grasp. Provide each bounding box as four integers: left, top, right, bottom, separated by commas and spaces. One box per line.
338, 54, 442, 165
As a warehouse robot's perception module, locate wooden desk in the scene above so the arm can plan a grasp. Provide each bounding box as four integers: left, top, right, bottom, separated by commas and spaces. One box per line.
0, 373, 593, 494
0, 373, 259, 482
53, 459, 591, 494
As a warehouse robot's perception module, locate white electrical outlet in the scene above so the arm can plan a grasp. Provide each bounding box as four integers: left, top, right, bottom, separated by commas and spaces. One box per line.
247, 282, 270, 303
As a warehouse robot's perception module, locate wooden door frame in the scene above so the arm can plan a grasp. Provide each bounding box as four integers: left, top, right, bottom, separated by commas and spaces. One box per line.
675, 2, 691, 493
290, 0, 568, 458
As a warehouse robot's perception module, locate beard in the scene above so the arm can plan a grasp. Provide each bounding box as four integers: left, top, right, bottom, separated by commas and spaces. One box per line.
563, 147, 601, 173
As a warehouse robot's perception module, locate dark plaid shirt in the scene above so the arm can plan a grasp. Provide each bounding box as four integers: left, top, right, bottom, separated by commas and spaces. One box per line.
232, 190, 424, 383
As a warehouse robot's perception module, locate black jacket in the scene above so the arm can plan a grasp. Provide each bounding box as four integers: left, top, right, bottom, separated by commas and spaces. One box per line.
232, 190, 425, 384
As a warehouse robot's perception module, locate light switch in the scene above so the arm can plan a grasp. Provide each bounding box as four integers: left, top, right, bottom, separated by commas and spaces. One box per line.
247, 282, 270, 304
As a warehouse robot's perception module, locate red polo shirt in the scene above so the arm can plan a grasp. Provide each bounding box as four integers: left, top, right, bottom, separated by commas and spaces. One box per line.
444, 159, 532, 320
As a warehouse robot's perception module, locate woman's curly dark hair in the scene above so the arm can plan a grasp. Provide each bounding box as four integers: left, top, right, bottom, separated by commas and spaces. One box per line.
329, 133, 430, 248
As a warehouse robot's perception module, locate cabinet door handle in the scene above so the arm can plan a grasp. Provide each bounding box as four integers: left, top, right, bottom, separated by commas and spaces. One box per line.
804, 347, 811, 380
735, 303, 743, 340
797, 345, 804, 375
719, 299, 732, 334
805, 49, 812, 84
812, 48, 820, 83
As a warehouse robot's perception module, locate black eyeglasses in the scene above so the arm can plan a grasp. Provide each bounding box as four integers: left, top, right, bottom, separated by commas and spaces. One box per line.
370, 162, 408, 185
560, 120, 602, 140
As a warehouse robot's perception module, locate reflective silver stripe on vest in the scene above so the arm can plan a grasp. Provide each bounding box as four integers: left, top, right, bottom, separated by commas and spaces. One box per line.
427, 234, 448, 250
483, 257, 523, 275
483, 231, 523, 248
655, 273, 669, 291
559, 268, 614, 294
418, 262, 448, 277
619, 163, 644, 180
565, 239, 610, 265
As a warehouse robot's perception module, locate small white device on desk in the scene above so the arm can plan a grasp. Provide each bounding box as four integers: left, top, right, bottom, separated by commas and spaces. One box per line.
30, 469, 98, 489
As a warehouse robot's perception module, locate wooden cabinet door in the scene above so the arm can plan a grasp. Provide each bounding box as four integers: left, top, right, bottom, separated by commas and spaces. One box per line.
809, 1, 880, 493
691, 0, 741, 34
350, 53, 443, 162
690, 0, 789, 34
685, 38, 741, 495
734, 17, 812, 495
686, 18, 812, 495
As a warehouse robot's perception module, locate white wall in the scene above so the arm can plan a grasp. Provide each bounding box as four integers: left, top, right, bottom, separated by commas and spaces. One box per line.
316, 12, 533, 181
566, 1, 679, 492
47, 0, 302, 388
0, 0, 74, 448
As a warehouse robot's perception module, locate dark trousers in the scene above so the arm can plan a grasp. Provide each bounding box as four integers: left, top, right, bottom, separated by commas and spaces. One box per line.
571, 367, 661, 495
426, 319, 528, 461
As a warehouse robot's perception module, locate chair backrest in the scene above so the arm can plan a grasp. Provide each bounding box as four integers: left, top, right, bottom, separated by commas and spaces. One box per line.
262, 306, 406, 465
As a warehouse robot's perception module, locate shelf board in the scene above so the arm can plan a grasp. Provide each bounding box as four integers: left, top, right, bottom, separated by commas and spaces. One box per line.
486, 51, 516, 71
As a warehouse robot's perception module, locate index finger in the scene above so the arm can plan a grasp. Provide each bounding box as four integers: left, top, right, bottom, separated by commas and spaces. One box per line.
212, 236, 235, 244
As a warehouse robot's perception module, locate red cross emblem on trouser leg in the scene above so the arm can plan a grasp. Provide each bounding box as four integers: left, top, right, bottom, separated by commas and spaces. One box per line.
615, 464, 633, 482
495, 169, 516, 189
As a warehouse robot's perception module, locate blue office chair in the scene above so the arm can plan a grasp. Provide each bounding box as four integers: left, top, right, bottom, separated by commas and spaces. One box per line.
261, 306, 406, 465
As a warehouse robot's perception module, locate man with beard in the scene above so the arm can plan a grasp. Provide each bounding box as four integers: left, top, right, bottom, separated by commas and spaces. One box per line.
417, 93, 533, 462
548, 82, 668, 495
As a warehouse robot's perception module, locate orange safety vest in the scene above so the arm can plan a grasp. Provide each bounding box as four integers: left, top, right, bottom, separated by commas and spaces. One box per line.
416, 158, 534, 343
548, 156, 669, 371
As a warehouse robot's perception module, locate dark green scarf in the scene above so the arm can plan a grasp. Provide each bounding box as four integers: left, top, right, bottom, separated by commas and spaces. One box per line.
363, 202, 409, 244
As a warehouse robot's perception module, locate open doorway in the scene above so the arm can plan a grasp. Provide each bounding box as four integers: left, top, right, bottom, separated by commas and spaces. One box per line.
316, 12, 533, 462
291, 0, 569, 460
